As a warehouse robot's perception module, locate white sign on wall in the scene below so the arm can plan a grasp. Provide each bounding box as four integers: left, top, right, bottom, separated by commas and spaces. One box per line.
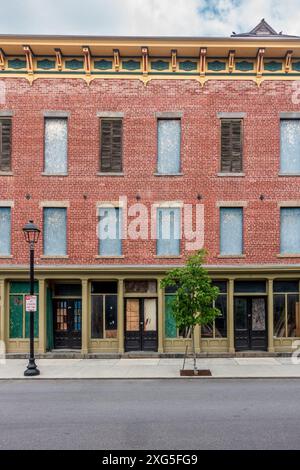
25, 295, 37, 312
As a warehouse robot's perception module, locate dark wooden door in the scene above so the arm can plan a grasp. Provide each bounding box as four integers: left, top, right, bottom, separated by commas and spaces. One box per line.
125, 298, 158, 352
234, 297, 267, 351
53, 299, 82, 349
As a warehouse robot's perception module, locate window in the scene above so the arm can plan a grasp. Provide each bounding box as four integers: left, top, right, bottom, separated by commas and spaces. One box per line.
0, 118, 12, 172
43, 207, 67, 256
0, 207, 11, 255
156, 207, 181, 256
202, 281, 228, 338
280, 208, 300, 254
220, 207, 243, 255
165, 281, 228, 340
100, 119, 122, 172
273, 281, 299, 338
98, 207, 122, 256
234, 280, 266, 293
164, 291, 191, 338
157, 119, 181, 174
44, 118, 68, 174
280, 120, 300, 174
220, 119, 243, 173
91, 281, 118, 339
125, 280, 157, 294
9, 282, 39, 339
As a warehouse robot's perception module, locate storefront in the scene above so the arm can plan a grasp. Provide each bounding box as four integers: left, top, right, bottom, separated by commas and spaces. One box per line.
1, 268, 300, 356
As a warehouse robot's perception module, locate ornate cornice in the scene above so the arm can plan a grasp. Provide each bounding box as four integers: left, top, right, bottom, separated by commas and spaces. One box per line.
1, 35, 300, 86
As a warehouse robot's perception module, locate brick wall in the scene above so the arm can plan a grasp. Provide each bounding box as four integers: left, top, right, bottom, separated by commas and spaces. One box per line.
0, 77, 299, 266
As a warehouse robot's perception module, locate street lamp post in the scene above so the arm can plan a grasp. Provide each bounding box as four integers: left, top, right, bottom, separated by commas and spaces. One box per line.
23, 220, 41, 377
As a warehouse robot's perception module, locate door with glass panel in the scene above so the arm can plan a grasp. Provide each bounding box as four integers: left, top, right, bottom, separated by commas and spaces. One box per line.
234, 297, 267, 351
125, 298, 158, 351
53, 299, 82, 349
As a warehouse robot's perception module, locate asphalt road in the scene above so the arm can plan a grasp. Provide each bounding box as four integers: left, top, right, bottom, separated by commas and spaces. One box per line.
0, 379, 299, 450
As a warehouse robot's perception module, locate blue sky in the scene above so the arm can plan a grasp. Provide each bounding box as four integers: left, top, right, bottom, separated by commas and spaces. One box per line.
0, 0, 299, 36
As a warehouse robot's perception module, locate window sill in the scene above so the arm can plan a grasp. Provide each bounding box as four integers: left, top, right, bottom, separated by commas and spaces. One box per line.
95, 255, 125, 259
277, 254, 300, 258
278, 173, 300, 177
0, 171, 13, 176
40, 255, 69, 259
154, 255, 182, 259
153, 173, 184, 177
217, 172, 245, 177
41, 172, 68, 177
0, 255, 12, 259
97, 172, 124, 177
217, 254, 245, 258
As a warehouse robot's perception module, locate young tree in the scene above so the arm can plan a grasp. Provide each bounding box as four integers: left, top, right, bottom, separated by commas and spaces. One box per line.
161, 249, 220, 371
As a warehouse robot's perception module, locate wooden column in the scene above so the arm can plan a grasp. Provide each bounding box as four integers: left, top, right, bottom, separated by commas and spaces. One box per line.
194, 324, 201, 353
118, 279, 124, 354
38, 279, 46, 354
81, 279, 89, 355
157, 278, 164, 353
268, 279, 275, 353
228, 278, 235, 353
0, 280, 5, 347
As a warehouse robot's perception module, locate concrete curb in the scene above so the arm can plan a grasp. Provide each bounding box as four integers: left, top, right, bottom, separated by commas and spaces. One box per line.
1, 376, 300, 380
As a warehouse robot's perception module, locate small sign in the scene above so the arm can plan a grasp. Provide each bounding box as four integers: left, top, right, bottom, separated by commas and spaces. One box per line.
25, 295, 37, 312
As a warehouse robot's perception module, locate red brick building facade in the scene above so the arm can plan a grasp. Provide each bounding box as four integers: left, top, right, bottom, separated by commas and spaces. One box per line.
0, 20, 300, 355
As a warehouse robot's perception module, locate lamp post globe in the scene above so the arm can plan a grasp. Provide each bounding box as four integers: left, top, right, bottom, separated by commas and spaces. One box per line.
23, 220, 40, 377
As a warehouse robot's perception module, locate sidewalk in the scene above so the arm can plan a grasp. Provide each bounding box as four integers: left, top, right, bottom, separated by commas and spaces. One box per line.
0, 357, 300, 379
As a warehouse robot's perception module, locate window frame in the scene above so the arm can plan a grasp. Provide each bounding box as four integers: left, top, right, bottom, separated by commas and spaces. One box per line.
156, 206, 181, 257
98, 206, 123, 257
99, 117, 123, 174
0, 117, 12, 173
280, 207, 300, 255
273, 280, 300, 338
219, 207, 244, 256
220, 118, 243, 174
43, 117, 68, 175
43, 206, 68, 256
156, 118, 182, 175
90, 288, 118, 340
280, 118, 300, 175
0, 206, 11, 256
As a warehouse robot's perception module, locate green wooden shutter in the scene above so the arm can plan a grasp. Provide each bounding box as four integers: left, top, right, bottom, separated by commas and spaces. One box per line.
221, 119, 242, 173
100, 119, 122, 172
0, 119, 12, 172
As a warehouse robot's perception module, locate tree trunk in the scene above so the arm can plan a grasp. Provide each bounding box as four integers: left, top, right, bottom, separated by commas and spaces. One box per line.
191, 325, 197, 372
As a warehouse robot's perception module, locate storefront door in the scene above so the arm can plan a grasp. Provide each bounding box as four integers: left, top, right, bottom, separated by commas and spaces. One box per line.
125, 298, 158, 352
234, 297, 268, 351
53, 299, 82, 349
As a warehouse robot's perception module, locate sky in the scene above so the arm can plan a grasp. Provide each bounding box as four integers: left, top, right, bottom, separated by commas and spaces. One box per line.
0, 0, 300, 37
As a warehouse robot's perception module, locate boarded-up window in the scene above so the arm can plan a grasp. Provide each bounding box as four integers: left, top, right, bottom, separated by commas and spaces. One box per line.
0, 207, 11, 255
220, 119, 243, 173
156, 207, 181, 256
220, 207, 243, 255
280, 208, 300, 254
0, 119, 12, 172
98, 207, 122, 256
280, 120, 300, 174
44, 118, 68, 174
43, 207, 67, 255
157, 119, 181, 174
100, 119, 123, 172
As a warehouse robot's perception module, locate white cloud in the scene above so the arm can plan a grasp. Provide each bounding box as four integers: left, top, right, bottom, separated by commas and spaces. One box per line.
1, 0, 300, 37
